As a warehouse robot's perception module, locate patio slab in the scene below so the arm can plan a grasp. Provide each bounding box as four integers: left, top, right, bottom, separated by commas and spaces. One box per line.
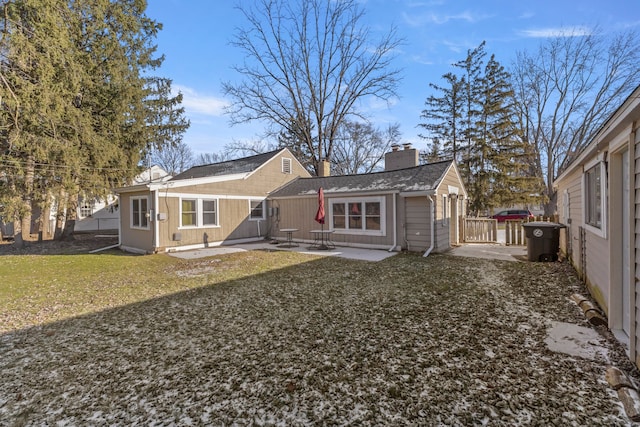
167, 241, 399, 262
450, 243, 527, 262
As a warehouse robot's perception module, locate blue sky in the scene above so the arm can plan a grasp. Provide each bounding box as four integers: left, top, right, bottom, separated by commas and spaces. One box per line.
145, 0, 639, 157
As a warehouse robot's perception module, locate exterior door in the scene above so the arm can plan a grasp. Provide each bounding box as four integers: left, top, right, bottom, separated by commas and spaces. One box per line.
405, 197, 430, 252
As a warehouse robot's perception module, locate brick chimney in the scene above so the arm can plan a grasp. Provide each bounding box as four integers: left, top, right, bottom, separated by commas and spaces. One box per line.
318, 160, 331, 177
385, 143, 419, 171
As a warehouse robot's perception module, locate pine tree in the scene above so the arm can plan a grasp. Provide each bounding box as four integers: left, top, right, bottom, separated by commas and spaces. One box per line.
454, 41, 486, 191
419, 41, 542, 215
419, 72, 464, 163
0, 0, 189, 241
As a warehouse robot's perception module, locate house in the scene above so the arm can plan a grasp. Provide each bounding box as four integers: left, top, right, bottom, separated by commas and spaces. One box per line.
554, 84, 640, 367
268, 144, 467, 254
115, 148, 309, 253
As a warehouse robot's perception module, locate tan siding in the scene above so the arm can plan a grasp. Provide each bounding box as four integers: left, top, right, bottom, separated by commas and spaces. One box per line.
148, 151, 305, 250
167, 151, 308, 197
557, 167, 583, 274
158, 198, 269, 248
269, 194, 396, 248
433, 165, 464, 251
405, 197, 431, 252
584, 231, 610, 311
119, 191, 155, 253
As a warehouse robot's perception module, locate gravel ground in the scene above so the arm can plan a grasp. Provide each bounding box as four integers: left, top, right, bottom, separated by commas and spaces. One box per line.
0, 252, 637, 425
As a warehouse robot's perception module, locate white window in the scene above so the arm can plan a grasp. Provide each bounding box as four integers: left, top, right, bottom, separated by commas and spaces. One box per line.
562, 189, 570, 221
282, 157, 292, 174
131, 196, 149, 229
330, 197, 385, 236
181, 199, 197, 226
583, 161, 606, 237
179, 198, 219, 228
250, 200, 265, 220
203, 200, 217, 226
79, 198, 94, 218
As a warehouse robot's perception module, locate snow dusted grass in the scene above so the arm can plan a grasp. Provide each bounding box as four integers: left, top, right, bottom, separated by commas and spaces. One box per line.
0, 250, 634, 425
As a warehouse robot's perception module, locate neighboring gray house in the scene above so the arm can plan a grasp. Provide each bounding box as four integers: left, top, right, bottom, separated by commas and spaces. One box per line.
268, 145, 467, 254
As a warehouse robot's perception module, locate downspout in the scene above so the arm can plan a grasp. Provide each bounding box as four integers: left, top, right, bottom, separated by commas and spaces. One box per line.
117, 192, 122, 249
423, 195, 435, 257
153, 189, 160, 252
388, 192, 398, 252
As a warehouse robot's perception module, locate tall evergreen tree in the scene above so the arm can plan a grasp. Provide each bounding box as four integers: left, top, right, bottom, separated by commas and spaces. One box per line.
454, 41, 486, 189
0, 0, 188, 241
469, 54, 541, 214
419, 41, 542, 215
418, 72, 464, 163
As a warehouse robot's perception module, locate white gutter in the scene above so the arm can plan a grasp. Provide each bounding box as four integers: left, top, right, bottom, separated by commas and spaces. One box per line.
388, 192, 398, 252
423, 195, 435, 257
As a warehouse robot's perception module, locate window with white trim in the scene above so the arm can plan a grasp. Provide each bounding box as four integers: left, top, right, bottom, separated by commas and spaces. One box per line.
583, 161, 606, 236
562, 189, 570, 221
202, 200, 217, 226
79, 198, 95, 218
282, 158, 292, 174
250, 200, 265, 220
181, 199, 197, 226
131, 196, 149, 229
330, 197, 385, 235
179, 198, 219, 228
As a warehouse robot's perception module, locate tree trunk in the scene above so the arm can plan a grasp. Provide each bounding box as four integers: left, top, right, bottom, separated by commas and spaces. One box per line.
20, 155, 36, 242
53, 190, 67, 240
60, 193, 78, 241
13, 219, 24, 248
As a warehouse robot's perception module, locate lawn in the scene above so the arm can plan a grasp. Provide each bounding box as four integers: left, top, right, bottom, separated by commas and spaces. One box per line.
0, 249, 635, 425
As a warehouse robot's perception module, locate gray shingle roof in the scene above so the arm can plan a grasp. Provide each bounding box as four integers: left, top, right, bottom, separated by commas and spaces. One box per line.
170, 149, 282, 181
270, 160, 453, 197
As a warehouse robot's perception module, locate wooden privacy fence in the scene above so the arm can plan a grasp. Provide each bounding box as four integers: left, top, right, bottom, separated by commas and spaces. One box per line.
461, 217, 498, 243
504, 215, 560, 246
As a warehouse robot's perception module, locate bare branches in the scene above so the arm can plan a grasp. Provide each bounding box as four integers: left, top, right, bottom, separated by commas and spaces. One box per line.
512, 28, 640, 213
223, 0, 403, 174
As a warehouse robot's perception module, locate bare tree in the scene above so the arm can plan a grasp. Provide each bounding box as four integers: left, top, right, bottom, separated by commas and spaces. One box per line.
223, 0, 403, 175
148, 141, 193, 176
332, 121, 400, 175
511, 29, 640, 214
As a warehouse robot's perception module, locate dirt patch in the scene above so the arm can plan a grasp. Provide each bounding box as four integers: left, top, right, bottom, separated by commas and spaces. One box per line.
0, 233, 119, 255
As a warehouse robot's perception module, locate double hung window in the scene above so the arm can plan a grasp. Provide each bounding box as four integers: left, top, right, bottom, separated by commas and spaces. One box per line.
583, 161, 606, 237
250, 200, 265, 220
330, 197, 384, 235
180, 198, 218, 228
131, 196, 149, 229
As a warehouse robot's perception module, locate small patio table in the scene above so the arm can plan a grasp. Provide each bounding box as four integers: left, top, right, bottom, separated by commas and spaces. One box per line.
310, 229, 335, 250
279, 228, 299, 248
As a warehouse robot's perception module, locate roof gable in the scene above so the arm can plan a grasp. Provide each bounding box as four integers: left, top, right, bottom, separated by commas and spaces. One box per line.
170, 149, 285, 181
269, 160, 455, 198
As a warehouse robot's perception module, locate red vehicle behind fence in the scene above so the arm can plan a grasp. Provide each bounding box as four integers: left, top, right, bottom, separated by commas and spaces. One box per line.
490, 209, 535, 223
